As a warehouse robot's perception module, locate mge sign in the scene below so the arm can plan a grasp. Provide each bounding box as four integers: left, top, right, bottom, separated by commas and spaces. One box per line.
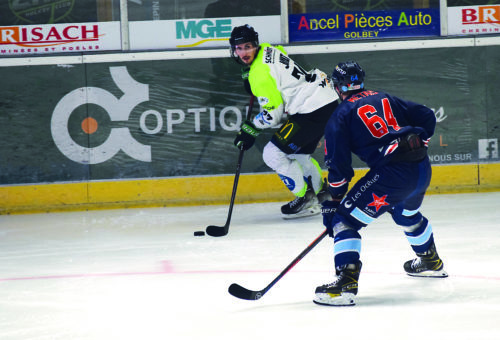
176, 19, 232, 47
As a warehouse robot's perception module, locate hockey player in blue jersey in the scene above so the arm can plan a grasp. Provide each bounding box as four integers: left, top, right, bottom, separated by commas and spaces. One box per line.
314, 61, 448, 307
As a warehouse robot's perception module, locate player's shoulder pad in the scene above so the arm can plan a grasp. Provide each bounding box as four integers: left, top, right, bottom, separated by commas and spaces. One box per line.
261, 43, 287, 56
276, 45, 287, 55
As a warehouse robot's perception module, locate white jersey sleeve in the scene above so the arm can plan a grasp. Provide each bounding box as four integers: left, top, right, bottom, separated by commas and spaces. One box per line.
248, 44, 339, 129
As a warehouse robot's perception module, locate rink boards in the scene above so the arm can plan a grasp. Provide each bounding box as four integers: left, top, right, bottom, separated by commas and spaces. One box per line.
1, 162, 499, 214
1, 38, 499, 214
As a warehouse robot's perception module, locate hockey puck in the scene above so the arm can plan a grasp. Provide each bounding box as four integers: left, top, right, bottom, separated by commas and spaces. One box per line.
193, 231, 205, 236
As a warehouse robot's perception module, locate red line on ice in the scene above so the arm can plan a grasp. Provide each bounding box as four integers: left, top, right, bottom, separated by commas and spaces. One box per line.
0, 263, 498, 282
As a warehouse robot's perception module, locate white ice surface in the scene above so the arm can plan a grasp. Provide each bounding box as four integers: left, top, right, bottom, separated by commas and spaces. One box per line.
1, 192, 499, 340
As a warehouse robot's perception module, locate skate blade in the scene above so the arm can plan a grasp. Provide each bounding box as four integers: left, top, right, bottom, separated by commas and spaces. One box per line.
407, 269, 448, 278
313, 292, 356, 306
281, 205, 321, 220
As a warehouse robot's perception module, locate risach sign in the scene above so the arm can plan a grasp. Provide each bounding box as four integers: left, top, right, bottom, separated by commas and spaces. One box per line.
0, 22, 121, 55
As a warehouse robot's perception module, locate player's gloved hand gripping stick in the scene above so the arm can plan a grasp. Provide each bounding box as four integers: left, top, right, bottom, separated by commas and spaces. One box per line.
205, 95, 255, 237
321, 197, 342, 237
234, 120, 261, 150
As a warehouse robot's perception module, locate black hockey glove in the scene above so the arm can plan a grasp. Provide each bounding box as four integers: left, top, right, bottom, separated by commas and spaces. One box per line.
321, 195, 343, 237
234, 120, 261, 151
241, 66, 250, 81
405, 133, 423, 150
391, 133, 427, 163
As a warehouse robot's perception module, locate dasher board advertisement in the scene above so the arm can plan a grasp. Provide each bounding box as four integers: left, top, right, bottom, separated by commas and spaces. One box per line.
448, 5, 500, 36
289, 9, 440, 42
0, 22, 121, 56
129, 15, 281, 50
1, 45, 499, 185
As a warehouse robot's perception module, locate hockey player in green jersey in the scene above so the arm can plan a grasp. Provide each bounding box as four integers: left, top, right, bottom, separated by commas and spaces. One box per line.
230, 25, 339, 219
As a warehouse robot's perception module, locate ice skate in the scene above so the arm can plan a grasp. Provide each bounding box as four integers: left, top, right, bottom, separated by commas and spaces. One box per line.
281, 181, 320, 219
404, 243, 448, 278
316, 178, 331, 204
313, 261, 362, 306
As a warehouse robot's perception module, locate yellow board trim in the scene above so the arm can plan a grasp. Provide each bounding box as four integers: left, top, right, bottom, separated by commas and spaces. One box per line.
1, 163, 499, 215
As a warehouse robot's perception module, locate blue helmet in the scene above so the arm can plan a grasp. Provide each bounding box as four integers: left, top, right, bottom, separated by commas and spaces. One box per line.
331, 61, 365, 93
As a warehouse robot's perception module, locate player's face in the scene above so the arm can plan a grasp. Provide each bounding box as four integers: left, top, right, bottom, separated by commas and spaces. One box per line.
234, 42, 257, 65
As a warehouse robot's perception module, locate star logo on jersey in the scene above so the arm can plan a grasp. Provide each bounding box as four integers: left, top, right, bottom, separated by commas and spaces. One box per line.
367, 193, 390, 212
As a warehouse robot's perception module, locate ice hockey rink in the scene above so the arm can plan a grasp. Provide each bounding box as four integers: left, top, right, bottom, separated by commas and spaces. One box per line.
1, 191, 499, 340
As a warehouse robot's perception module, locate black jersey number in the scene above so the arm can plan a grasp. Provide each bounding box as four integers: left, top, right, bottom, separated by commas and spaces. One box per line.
291, 63, 316, 83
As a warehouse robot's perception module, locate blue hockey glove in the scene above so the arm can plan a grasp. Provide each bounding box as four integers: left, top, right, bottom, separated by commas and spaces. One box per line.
321, 199, 340, 237
234, 120, 261, 151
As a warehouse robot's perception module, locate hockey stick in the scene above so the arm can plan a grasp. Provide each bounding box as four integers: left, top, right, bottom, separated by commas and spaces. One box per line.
205, 95, 255, 237
228, 229, 328, 300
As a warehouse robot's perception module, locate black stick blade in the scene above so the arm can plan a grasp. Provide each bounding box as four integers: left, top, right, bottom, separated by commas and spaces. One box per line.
228, 283, 264, 300
205, 225, 228, 237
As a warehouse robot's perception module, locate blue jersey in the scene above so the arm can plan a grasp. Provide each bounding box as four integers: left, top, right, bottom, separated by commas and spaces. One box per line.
324, 90, 436, 197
